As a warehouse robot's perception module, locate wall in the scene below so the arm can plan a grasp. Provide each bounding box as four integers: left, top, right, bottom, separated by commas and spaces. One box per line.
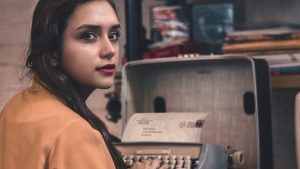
245, 0, 300, 24
0, 0, 36, 109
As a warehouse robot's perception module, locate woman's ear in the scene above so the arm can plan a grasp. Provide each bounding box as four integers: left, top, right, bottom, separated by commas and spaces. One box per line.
50, 54, 58, 67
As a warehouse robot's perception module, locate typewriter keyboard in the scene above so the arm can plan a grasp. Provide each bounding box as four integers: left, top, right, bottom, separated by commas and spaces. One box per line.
122, 154, 197, 169
114, 142, 203, 169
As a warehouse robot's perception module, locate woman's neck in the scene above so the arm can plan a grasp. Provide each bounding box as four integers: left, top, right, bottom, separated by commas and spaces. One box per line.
75, 83, 95, 101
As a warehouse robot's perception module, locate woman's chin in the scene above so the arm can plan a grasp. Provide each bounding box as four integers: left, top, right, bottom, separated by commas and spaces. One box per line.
99, 85, 113, 89
97, 82, 114, 89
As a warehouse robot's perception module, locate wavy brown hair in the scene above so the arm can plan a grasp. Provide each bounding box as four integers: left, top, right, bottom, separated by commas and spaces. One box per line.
26, 0, 126, 168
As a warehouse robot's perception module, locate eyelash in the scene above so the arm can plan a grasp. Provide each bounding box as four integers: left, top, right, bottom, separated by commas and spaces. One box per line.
109, 31, 121, 43
80, 31, 121, 43
80, 32, 97, 42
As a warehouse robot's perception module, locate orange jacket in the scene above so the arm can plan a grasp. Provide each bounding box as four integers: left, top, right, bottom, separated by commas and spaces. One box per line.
0, 80, 115, 169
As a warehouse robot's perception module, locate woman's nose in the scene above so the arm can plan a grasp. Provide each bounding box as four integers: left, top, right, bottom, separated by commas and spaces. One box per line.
99, 37, 116, 59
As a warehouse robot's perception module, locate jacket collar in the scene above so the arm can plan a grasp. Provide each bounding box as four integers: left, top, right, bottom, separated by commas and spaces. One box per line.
31, 77, 50, 93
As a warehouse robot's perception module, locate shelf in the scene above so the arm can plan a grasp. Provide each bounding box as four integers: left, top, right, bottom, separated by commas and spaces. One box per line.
271, 74, 300, 89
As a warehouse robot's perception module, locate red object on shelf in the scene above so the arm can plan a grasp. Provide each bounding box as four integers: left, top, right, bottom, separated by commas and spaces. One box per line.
143, 41, 205, 59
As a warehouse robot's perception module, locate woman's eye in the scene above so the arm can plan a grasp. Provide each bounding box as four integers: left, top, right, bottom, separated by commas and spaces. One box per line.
80, 32, 97, 42
108, 31, 121, 42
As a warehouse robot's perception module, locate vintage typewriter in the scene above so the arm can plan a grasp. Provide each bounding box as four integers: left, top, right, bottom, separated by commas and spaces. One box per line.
114, 113, 244, 169
119, 56, 274, 168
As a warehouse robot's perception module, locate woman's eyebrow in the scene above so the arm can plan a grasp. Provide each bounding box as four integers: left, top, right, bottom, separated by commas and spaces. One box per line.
76, 24, 121, 31
111, 24, 121, 30
76, 24, 100, 31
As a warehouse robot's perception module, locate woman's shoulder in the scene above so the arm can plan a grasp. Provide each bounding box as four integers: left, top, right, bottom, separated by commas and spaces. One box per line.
1, 86, 90, 134
0, 87, 102, 156
3, 87, 78, 117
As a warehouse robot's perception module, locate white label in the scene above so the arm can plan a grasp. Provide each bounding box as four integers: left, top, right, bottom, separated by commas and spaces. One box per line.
122, 112, 208, 143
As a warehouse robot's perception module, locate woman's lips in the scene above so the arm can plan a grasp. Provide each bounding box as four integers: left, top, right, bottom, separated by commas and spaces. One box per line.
96, 64, 115, 74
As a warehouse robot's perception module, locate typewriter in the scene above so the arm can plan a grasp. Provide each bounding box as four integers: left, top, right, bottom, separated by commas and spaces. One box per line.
114, 113, 244, 169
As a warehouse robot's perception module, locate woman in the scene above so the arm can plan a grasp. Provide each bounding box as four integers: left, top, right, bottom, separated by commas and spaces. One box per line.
0, 0, 166, 169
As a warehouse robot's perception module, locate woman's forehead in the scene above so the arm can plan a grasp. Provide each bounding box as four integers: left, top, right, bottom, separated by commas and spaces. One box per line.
67, 1, 119, 29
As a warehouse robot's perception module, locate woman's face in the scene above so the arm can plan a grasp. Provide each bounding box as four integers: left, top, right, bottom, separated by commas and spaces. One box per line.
61, 0, 120, 91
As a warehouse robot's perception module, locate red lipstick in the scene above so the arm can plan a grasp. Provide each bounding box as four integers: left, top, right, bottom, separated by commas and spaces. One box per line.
96, 64, 115, 74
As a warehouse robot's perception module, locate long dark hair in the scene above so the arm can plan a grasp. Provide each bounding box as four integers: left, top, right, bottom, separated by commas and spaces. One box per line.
26, 0, 126, 168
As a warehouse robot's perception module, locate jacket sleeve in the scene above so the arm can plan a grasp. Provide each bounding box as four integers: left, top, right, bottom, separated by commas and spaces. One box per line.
47, 121, 116, 169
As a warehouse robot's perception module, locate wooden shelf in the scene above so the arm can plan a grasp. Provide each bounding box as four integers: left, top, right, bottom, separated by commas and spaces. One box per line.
271, 74, 300, 89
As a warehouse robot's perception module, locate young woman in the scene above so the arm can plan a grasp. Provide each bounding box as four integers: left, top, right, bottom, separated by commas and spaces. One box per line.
0, 0, 167, 169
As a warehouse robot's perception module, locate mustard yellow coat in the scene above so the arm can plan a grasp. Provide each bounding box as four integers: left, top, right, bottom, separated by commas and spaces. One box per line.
0, 80, 116, 169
